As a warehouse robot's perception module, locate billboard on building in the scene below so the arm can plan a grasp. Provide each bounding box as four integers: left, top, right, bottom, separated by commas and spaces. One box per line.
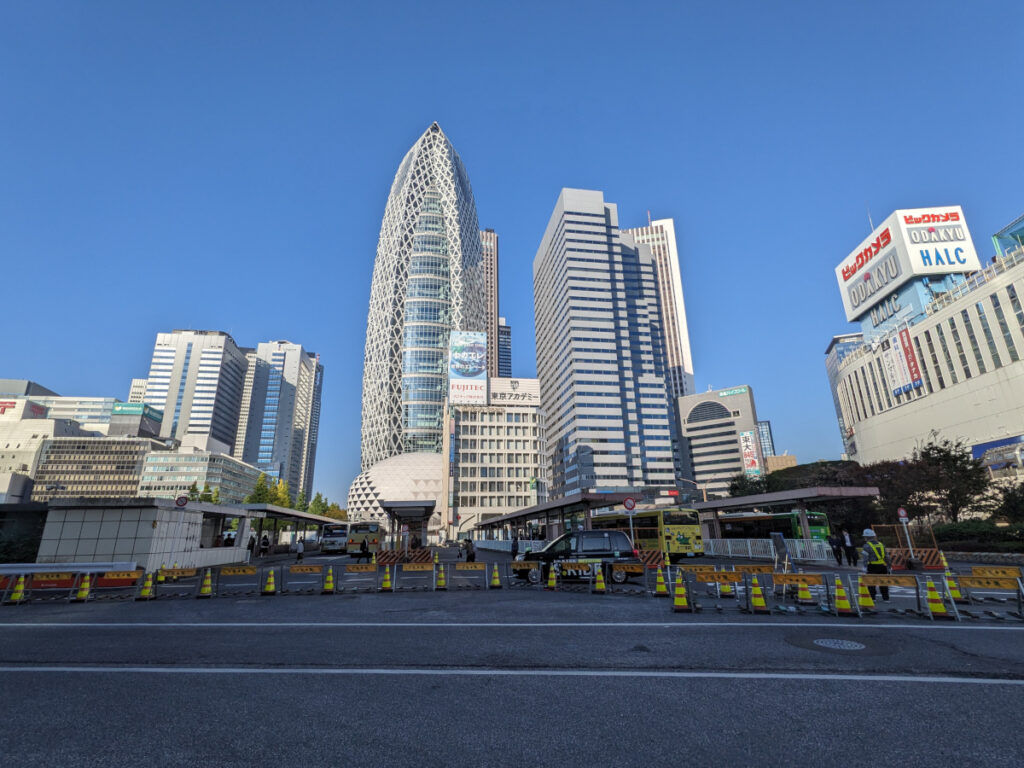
835, 206, 981, 322
448, 331, 487, 405
739, 430, 762, 477
488, 378, 540, 405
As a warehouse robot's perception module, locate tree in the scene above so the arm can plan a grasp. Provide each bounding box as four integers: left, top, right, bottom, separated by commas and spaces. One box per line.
993, 480, 1024, 524
728, 472, 767, 497
211, 487, 221, 505
188, 481, 200, 501
912, 439, 990, 523
308, 492, 327, 517
245, 473, 271, 504
274, 479, 293, 508
199, 483, 213, 503
324, 503, 347, 520
295, 490, 308, 513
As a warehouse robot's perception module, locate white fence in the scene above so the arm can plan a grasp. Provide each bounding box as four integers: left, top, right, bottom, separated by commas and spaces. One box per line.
703, 538, 833, 563
474, 539, 548, 553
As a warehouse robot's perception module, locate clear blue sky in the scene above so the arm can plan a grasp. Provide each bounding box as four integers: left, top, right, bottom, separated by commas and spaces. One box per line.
2, 2, 1022, 504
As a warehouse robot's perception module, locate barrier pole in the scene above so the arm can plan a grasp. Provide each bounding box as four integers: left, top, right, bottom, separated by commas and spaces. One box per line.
846, 574, 863, 618
940, 575, 962, 622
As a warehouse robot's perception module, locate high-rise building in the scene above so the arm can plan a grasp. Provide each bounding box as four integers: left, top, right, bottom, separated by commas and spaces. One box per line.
498, 317, 512, 377
481, 228, 501, 377
235, 341, 323, 499
756, 420, 775, 458
31, 436, 169, 502
141, 330, 248, 448
622, 218, 695, 398
824, 332, 864, 457
534, 189, 681, 500
128, 378, 148, 404
360, 122, 486, 470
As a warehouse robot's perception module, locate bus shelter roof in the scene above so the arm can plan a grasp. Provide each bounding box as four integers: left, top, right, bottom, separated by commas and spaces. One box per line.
241, 503, 340, 526
693, 486, 880, 513
475, 492, 632, 530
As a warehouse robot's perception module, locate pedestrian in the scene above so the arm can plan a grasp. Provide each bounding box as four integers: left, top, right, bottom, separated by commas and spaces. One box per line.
861, 529, 892, 602
247, 535, 256, 555
465, 538, 475, 563
827, 533, 844, 566
295, 537, 305, 563
510, 534, 519, 559
358, 537, 369, 563
842, 528, 859, 567
259, 535, 270, 558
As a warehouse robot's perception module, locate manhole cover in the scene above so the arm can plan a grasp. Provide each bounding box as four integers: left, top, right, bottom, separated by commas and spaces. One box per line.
813, 638, 866, 651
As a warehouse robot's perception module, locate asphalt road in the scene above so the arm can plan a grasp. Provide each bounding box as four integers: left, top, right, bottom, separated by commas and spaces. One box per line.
3, 583, 1024, 768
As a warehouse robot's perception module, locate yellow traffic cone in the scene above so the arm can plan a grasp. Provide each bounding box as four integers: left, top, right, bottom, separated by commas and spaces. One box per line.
434, 551, 439, 564
71, 573, 92, 603
593, 566, 607, 594
136, 572, 155, 601
171, 562, 180, 582
371, 552, 377, 565
322, 566, 335, 595
796, 580, 816, 607
436, 564, 447, 590
834, 577, 856, 616
380, 564, 393, 592
673, 572, 692, 613
545, 565, 557, 591
664, 552, 671, 569
947, 573, 966, 603
5, 574, 27, 605
197, 568, 213, 599
925, 578, 953, 619
490, 563, 502, 589
749, 575, 769, 614
855, 579, 875, 612
654, 567, 669, 597
262, 568, 277, 596
157, 564, 166, 584
720, 573, 735, 598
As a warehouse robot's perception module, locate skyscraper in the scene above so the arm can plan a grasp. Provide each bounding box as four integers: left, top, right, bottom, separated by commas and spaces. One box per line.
622, 218, 695, 398
235, 341, 323, 499
142, 330, 247, 449
534, 188, 681, 499
360, 122, 486, 471
498, 317, 512, 377
481, 228, 501, 377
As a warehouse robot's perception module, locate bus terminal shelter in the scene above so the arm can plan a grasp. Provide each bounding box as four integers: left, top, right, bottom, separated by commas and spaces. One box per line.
475, 492, 631, 543
694, 486, 880, 540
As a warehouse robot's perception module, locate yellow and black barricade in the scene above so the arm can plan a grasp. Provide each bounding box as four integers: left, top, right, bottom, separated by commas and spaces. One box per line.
507, 560, 545, 589
155, 567, 199, 598
397, 562, 435, 591
771, 572, 826, 609
216, 565, 260, 597
958, 575, 1024, 620
450, 561, 488, 590
282, 564, 323, 594
91, 570, 144, 601
608, 562, 648, 595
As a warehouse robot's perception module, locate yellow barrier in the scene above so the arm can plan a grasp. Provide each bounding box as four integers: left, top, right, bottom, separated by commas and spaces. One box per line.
959, 576, 1021, 590
695, 571, 742, 583
221, 566, 258, 576
771, 573, 825, 586
971, 566, 1023, 578
860, 574, 918, 587
734, 565, 775, 574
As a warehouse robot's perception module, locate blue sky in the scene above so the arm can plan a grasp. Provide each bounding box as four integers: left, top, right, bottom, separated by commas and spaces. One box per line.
2, 2, 1022, 504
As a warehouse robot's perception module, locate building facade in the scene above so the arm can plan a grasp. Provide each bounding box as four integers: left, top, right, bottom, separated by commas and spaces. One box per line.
534, 189, 681, 500
498, 317, 512, 377
128, 378, 148, 404
677, 385, 763, 499
141, 330, 248, 447
756, 420, 775, 458
360, 122, 486, 470
137, 447, 261, 505
824, 332, 865, 457
622, 218, 695, 398
481, 228, 501, 378
31, 436, 168, 502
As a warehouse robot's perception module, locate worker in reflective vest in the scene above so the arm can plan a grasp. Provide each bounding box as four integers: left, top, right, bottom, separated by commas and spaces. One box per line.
861, 529, 891, 601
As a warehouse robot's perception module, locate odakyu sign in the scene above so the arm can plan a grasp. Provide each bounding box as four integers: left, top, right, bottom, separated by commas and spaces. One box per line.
835, 205, 981, 322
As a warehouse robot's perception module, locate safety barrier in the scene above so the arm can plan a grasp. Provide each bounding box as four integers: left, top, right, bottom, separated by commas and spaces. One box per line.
283, 564, 324, 594
507, 560, 544, 589
703, 538, 833, 562
957, 574, 1024, 620
337, 564, 379, 592
396, 563, 435, 591
771, 572, 828, 610
889, 548, 944, 571
155, 567, 200, 598
449, 562, 489, 590
215, 565, 261, 596
375, 548, 433, 565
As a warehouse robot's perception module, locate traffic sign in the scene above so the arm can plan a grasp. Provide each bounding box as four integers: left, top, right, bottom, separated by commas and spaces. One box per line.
175, 496, 188, 507
897, 507, 908, 520
623, 497, 636, 511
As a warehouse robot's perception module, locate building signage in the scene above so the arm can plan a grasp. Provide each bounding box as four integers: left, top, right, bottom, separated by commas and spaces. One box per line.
717, 387, 748, 398
898, 329, 923, 390
488, 377, 540, 404
448, 331, 487, 405
835, 206, 980, 322
739, 430, 762, 477
0, 400, 45, 418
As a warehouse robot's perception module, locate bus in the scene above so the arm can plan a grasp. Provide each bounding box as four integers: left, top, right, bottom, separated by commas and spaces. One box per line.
590, 507, 703, 562
717, 510, 831, 540
346, 522, 382, 556
320, 523, 348, 554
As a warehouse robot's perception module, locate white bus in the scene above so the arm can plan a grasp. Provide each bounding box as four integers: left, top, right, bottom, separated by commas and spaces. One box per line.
321, 523, 349, 554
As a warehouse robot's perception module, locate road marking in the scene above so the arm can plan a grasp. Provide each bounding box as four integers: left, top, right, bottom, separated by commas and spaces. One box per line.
0, 665, 1021, 685
1, 621, 1023, 631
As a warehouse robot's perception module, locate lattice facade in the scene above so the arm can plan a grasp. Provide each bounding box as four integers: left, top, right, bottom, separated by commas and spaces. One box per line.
360, 123, 485, 470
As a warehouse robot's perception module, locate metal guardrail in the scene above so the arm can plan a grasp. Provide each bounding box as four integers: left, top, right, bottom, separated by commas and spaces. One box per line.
703, 538, 832, 563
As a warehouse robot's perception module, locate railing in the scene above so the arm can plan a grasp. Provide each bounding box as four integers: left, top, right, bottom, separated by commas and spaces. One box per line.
703, 538, 833, 563
474, 539, 548, 553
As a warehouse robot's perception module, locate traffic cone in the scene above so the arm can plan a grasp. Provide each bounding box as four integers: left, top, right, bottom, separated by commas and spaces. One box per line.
593, 566, 607, 594
654, 567, 669, 597
925, 578, 953, 619
436, 564, 447, 590
434, 551, 439, 564
371, 552, 377, 565
545, 565, 557, 591
71, 573, 92, 603
946, 573, 966, 603
855, 579, 875, 612
664, 552, 671, 569
157, 564, 166, 584
490, 563, 502, 589
322, 566, 335, 594
749, 575, 769, 614
262, 568, 277, 596
797, 580, 816, 607
5, 575, 27, 605
673, 572, 692, 613
719, 573, 735, 598
136, 572, 155, 601
380, 564, 393, 592
834, 577, 856, 616
171, 562, 179, 582
196, 568, 213, 599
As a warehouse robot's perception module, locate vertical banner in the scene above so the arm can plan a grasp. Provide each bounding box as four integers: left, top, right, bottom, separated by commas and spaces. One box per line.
448, 332, 488, 405
899, 328, 923, 389
739, 430, 762, 477
889, 334, 912, 394
881, 340, 900, 397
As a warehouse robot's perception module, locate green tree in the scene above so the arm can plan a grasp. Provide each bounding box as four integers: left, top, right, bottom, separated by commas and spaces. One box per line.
188, 481, 200, 501
324, 503, 347, 520
245, 473, 271, 504
211, 486, 221, 505
912, 439, 990, 523
295, 490, 308, 512
308, 492, 327, 517
993, 480, 1024, 524
727, 472, 767, 497
199, 483, 214, 503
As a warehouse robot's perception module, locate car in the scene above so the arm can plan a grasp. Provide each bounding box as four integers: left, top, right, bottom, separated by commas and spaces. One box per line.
511, 530, 643, 585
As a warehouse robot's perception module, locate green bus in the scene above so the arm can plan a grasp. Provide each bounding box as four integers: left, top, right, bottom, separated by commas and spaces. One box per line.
717, 510, 830, 540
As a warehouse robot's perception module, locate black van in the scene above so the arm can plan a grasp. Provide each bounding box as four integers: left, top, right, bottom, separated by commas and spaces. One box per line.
511, 530, 642, 584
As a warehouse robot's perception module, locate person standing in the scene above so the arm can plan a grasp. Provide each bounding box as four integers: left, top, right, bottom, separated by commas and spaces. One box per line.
510, 534, 519, 560
842, 529, 859, 567
465, 538, 476, 563
861, 529, 891, 602
358, 537, 369, 563
295, 537, 305, 563
827, 533, 844, 566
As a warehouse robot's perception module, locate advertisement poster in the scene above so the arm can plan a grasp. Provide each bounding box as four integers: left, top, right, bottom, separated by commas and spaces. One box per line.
899, 328, 924, 389
448, 331, 487, 405
739, 430, 762, 477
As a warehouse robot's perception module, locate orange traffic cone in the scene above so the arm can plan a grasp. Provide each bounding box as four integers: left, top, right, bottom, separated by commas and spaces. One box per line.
593, 566, 607, 594
380, 564, 393, 592
749, 575, 769, 614
4, 574, 27, 605
436, 564, 447, 590
136, 572, 155, 601
545, 565, 557, 591
673, 572, 693, 613
490, 563, 502, 589
71, 573, 92, 603
653, 567, 669, 598
262, 568, 277, 596
322, 566, 335, 595
197, 568, 213, 599
834, 577, 856, 616
796, 580, 816, 607
925, 578, 953, 619
855, 579, 875, 612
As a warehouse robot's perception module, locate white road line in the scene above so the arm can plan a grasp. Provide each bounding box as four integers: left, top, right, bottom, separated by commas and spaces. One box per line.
0, 621, 1023, 631
0, 665, 1021, 685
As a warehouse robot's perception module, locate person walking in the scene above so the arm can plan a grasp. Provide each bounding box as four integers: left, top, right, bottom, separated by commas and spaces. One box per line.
295, 537, 305, 563
465, 538, 476, 563
358, 537, 369, 563
827, 533, 844, 566
862, 529, 891, 602
510, 534, 519, 560
842, 528, 859, 567
259, 535, 270, 558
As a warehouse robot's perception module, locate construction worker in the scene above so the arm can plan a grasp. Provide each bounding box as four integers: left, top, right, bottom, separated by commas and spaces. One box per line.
861, 529, 891, 602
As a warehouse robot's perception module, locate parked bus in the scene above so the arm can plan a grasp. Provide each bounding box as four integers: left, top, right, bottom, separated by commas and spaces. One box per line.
346, 522, 382, 556
320, 523, 349, 554
717, 510, 831, 540
590, 507, 703, 562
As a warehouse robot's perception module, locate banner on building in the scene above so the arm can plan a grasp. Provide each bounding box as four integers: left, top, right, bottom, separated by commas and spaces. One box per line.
898, 328, 924, 390
448, 331, 487, 405
489, 377, 540, 405
739, 430, 762, 477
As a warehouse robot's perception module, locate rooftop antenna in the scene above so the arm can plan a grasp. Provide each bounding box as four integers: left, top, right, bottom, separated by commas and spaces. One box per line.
866, 202, 875, 232
647, 210, 652, 227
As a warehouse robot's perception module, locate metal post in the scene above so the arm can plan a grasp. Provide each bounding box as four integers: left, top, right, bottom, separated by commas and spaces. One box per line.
902, 518, 915, 559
